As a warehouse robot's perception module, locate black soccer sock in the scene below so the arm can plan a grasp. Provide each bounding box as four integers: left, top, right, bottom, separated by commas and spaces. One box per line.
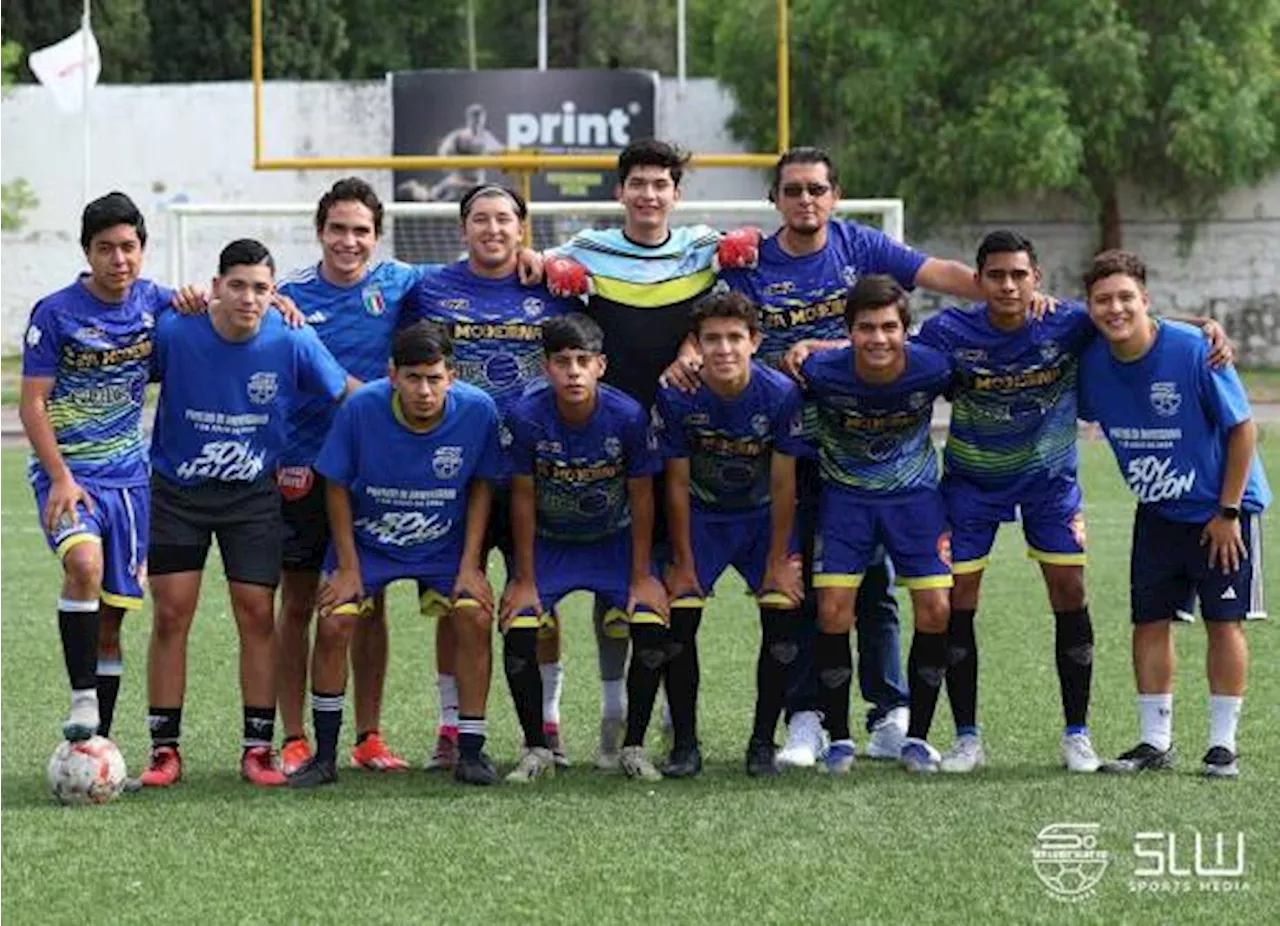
907, 631, 949, 741
753, 607, 800, 744
503, 628, 545, 748
311, 690, 344, 763
1054, 607, 1094, 732
58, 600, 100, 693
147, 706, 182, 748
242, 705, 276, 751
96, 652, 122, 738
814, 630, 853, 742
663, 607, 703, 751
624, 624, 669, 748
458, 715, 487, 760
945, 608, 978, 733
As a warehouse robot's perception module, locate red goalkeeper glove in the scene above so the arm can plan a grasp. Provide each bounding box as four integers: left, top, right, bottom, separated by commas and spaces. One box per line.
545, 256, 592, 298
714, 226, 762, 272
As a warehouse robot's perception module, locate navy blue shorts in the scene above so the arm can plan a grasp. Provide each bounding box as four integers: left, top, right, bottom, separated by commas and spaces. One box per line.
814, 485, 952, 591
1130, 505, 1266, 624
321, 544, 467, 619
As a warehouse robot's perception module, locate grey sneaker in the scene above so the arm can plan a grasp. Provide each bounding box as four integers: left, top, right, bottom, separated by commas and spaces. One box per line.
940, 733, 986, 774
505, 747, 556, 784
1201, 746, 1239, 778
1061, 732, 1102, 773
865, 707, 909, 759
595, 716, 625, 770
620, 745, 662, 782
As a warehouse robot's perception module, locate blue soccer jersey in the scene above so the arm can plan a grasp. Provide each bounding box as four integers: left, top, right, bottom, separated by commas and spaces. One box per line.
916, 301, 1095, 493
801, 343, 952, 497
1078, 320, 1271, 522
150, 311, 348, 486
315, 379, 501, 566
653, 362, 807, 516
22, 277, 173, 487
278, 259, 426, 466
402, 261, 577, 417
720, 221, 928, 369
507, 384, 660, 543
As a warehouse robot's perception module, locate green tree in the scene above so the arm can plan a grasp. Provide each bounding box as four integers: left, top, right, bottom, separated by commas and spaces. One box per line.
710, 0, 1280, 248
335, 0, 468, 78
2, 0, 152, 81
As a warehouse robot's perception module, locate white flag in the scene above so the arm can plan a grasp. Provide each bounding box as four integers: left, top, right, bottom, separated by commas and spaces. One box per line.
28, 27, 101, 114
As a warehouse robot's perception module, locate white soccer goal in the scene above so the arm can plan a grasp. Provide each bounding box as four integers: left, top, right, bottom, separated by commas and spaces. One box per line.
165, 199, 905, 285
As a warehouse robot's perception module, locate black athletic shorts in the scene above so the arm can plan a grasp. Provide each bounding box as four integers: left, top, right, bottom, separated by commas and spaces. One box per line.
279, 466, 329, 572
148, 472, 283, 588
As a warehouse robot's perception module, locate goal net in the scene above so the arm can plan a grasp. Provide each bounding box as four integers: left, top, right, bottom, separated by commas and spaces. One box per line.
164, 199, 905, 285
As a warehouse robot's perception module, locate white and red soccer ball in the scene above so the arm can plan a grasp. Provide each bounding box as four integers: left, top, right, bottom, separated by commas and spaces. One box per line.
47, 736, 128, 805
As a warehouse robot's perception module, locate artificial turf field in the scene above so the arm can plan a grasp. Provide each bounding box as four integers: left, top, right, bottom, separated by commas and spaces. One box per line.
2, 439, 1276, 924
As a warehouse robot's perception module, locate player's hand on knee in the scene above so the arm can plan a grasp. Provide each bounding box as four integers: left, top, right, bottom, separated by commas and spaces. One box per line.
453, 564, 495, 615
171, 284, 210, 315
629, 574, 670, 623
663, 561, 704, 601
544, 256, 592, 298
271, 293, 306, 329
761, 554, 804, 607
517, 247, 545, 286
317, 567, 363, 619
499, 578, 542, 629
713, 226, 762, 272
45, 476, 92, 535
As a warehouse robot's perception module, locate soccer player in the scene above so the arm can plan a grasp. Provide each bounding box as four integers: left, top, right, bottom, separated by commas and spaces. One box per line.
21, 192, 172, 744
706, 146, 997, 768
1079, 250, 1268, 778
916, 230, 1232, 774
653, 292, 807, 777
500, 313, 670, 783
288, 322, 503, 787
402, 183, 579, 770
803, 276, 955, 775
273, 178, 429, 775
140, 239, 350, 787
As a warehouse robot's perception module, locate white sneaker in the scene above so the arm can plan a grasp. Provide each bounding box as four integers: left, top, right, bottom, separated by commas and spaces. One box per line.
940, 733, 986, 773
865, 706, 909, 759
776, 711, 828, 768
1061, 732, 1102, 773
63, 690, 100, 742
505, 747, 556, 784
595, 716, 625, 770
900, 737, 942, 774
620, 745, 662, 781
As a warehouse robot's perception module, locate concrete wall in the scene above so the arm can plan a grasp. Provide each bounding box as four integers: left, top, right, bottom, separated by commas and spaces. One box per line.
3, 78, 1278, 361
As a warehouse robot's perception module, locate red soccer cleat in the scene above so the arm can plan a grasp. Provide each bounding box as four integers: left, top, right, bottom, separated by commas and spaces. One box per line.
140, 745, 183, 788
351, 732, 409, 771
241, 745, 287, 787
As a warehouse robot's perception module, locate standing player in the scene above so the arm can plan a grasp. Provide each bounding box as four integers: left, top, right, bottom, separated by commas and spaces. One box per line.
803, 276, 955, 774
289, 322, 503, 787
140, 240, 350, 787
21, 192, 172, 743
705, 147, 992, 767
1080, 251, 1268, 778
500, 314, 669, 783
274, 178, 428, 775
917, 230, 1233, 774
653, 292, 807, 777
402, 184, 578, 770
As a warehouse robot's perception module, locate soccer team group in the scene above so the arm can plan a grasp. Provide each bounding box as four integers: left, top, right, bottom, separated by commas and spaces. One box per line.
22, 140, 1269, 792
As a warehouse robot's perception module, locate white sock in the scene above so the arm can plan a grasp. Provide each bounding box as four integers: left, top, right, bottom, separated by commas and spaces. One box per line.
662, 691, 672, 730
69, 688, 99, 725
540, 662, 564, 728
1137, 693, 1173, 751
1208, 695, 1242, 753
437, 674, 459, 730
602, 678, 626, 720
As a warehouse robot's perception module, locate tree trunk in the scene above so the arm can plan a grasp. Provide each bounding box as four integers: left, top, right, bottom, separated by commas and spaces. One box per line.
1098, 187, 1123, 252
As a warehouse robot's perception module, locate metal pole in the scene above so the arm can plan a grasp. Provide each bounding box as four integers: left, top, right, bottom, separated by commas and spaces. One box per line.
82, 0, 91, 206
467, 0, 477, 70
677, 0, 687, 93
777, 0, 789, 152
537, 0, 548, 71
252, 0, 264, 166
517, 171, 533, 246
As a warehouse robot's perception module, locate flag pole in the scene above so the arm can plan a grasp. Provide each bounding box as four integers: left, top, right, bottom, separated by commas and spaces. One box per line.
82, 0, 91, 206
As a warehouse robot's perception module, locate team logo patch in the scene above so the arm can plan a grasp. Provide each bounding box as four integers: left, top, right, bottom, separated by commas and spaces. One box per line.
956, 348, 988, 363
277, 465, 316, 502
439, 298, 469, 312
907, 391, 929, 411
604, 436, 622, 459
1039, 342, 1061, 362
937, 531, 953, 567
751, 413, 770, 436
522, 297, 544, 318
362, 286, 386, 317
840, 265, 859, 287
247, 371, 278, 404
1069, 512, 1087, 550
25, 325, 41, 347
433, 446, 464, 479
1150, 381, 1181, 417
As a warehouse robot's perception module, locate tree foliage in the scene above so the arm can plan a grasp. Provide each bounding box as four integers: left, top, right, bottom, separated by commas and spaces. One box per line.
710, 0, 1280, 247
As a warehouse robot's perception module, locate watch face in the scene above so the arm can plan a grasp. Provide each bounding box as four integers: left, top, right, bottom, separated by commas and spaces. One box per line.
1221, 506, 1241, 520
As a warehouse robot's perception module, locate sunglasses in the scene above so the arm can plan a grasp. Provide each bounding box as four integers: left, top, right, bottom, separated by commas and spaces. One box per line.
780, 182, 832, 198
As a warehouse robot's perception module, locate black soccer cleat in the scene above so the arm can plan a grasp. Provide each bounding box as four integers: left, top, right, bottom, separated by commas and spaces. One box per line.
745, 738, 780, 778
661, 744, 703, 779
454, 752, 499, 786
1201, 746, 1239, 778
287, 756, 338, 788
1101, 742, 1176, 774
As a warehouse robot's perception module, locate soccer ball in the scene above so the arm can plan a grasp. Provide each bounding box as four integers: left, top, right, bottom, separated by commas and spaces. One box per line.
47, 736, 128, 805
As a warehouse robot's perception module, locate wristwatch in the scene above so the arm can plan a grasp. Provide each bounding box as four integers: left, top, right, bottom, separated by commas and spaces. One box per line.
1219, 504, 1241, 521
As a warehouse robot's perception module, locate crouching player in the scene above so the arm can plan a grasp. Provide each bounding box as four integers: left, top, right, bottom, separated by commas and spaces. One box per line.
804, 276, 955, 774
1080, 251, 1269, 778
289, 322, 502, 787
500, 313, 670, 783
142, 240, 350, 787
653, 292, 807, 778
